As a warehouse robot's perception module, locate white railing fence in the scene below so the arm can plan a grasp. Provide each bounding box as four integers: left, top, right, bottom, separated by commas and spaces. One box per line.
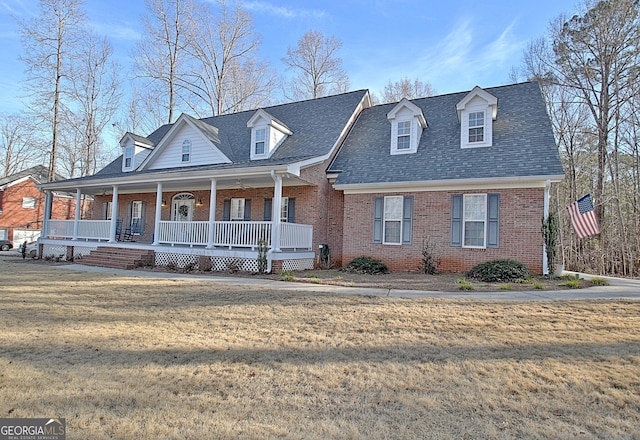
280, 223, 313, 249
47, 219, 312, 250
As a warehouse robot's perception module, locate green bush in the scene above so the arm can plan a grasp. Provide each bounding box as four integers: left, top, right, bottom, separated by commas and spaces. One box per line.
590, 277, 610, 286
467, 259, 531, 283
342, 256, 389, 275
281, 270, 295, 281
457, 278, 474, 291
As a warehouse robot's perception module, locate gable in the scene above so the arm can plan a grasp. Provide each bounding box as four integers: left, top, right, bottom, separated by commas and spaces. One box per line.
143, 115, 231, 170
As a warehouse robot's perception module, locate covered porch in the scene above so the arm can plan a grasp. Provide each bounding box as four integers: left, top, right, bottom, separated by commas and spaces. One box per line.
38, 167, 317, 272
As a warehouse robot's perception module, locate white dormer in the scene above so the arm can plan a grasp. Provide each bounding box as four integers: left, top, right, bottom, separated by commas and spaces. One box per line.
120, 133, 154, 172
386, 98, 427, 155
456, 86, 498, 149
247, 109, 293, 160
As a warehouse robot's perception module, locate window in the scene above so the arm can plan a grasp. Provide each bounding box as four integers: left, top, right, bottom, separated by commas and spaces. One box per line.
468, 111, 484, 143
105, 201, 113, 220
397, 121, 411, 150
22, 197, 36, 209
182, 140, 191, 162
463, 194, 486, 247
254, 128, 266, 156
373, 196, 413, 245
131, 201, 143, 234
383, 196, 403, 244
451, 193, 500, 248
280, 197, 289, 222
124, 147, 133, 168
231, 198, 245, 221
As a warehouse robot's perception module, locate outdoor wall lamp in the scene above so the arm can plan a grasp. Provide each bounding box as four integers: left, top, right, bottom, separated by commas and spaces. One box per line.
161, 199, 167, 207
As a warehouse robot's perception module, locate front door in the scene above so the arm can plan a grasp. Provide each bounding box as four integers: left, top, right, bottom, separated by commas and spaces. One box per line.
172, 194, 195, 222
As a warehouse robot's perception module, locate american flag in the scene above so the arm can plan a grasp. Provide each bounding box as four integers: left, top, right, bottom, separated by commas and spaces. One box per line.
567, 194, 600, 239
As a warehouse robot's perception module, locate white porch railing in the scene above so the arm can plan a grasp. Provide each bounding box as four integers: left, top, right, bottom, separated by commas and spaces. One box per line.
157, 221, 209, 246
47, 220, 111, 240
280, 223, 313, 249
47, 219, 312, 250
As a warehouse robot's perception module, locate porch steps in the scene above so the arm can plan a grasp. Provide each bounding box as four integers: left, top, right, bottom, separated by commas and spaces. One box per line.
78, 247, 155, 270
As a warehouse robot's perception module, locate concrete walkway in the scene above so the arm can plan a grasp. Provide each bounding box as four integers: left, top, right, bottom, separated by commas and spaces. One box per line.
55, 263, 640, 301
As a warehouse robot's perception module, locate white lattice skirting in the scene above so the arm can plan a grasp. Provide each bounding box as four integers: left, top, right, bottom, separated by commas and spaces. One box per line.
42, 244, 68, 260
155, 252, 314, 273
73, 245, 98, 259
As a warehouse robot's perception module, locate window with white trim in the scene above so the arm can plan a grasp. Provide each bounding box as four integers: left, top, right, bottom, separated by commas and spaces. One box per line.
131, 201, 143, 234
280, 197, 289, 222
383, 196, 403, 245
22, 197, 36, 209
463, 194, 487, 247
106, 201, 113, 220
468, 111, 485, 143
254, 128, 266, 156
181, 140, 191, 162
231, 198, 245, 221
396, 120, 411, 150
124, 147, 133, 168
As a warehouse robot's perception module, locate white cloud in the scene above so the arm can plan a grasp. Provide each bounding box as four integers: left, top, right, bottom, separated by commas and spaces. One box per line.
90, 20, 141, 42
242, 1, 326, 19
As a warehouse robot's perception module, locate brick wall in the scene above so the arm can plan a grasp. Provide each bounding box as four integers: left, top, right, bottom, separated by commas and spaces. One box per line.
342, 188, 545, 274
0, 179, 82, 242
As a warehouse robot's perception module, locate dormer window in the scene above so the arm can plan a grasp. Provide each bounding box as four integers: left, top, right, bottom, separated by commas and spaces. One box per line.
254, 128, 266, 156
247, 109, 292, 160
456, 86, 497, 149
397, 121, 411, 150
468, 111, 485, 143
181, 140, 191, 162
124, 147, 133, 168
387, 98, 427, 155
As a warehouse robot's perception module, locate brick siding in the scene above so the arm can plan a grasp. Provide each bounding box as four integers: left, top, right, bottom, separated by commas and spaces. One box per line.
342, 188, 545, 274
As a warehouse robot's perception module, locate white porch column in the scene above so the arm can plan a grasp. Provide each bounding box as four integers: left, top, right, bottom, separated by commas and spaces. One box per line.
108, 185, 119, 243
153, 182, 163, 245
206, 179, 217, 249
42, 191, 53, 238
542, 179, 551, 276
271, 172, 282, 252
72, 188, 81, 240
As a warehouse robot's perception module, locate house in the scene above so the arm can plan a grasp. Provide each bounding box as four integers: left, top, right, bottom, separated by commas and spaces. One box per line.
0, 165, 87, 247
37, 82, 564, 274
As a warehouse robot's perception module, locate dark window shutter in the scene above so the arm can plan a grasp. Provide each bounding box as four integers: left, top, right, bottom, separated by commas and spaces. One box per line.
402, 196, 413, 244
264, 198, 272, 221
487, 193, 500, 248
373, 197, 383, 243
102, 203, 108, 220
451, 195, 462, 247
287, 198, 296, 223
223, 200, 230, 221
127, 202, 132, 225
244, 199, 251, 221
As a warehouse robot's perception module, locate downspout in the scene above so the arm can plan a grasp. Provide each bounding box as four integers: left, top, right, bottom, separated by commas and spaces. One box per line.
542, 179, 551, 276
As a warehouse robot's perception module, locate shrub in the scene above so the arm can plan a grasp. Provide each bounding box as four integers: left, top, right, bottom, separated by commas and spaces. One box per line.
590, 277, 609, 286
457, 278, 474, 291
467, 259, 531, 283
342, 256, 389, 275
421, 237, 441, 274
561, 279, 581, 289
281, 271, 295, 281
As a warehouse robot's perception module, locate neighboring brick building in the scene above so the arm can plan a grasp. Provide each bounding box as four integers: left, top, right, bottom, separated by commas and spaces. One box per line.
0, 166, 88, 246
39, 82, 564, 274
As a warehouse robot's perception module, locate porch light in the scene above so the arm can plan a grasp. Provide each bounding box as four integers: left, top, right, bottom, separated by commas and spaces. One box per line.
161, 199, 167, 207
196, 198, 203, 206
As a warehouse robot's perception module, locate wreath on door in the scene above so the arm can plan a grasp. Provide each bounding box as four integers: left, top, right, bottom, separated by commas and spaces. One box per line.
179, 205, 189, 217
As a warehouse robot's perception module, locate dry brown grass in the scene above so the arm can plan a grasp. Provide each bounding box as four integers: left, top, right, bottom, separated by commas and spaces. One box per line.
1, 255, 639, 439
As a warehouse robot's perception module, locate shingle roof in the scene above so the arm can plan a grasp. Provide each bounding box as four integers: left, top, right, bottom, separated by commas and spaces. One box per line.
329, 82, 564, 186
72, 89, 368, 184
0, 165, 65, 186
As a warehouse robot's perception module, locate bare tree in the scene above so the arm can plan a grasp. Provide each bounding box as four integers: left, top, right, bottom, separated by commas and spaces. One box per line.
0, 113, 45, 177
17, 0, 86, 181
181, 0, 275, 116
282, 30, 350, 100
133, 0, 194, 124
381, 77, 436, 103
66, 33, 121, 177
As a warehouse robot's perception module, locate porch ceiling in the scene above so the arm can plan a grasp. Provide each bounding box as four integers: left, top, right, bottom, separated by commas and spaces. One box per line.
72, 174, 310, 195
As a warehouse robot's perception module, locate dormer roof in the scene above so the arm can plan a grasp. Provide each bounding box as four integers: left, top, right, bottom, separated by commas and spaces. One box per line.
247, 109, 293, 135
386, 98, 427, 128
456, 86, 498, 121
119, 132, 155, 148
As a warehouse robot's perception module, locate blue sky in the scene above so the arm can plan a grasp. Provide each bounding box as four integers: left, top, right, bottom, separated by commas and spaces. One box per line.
1, 0, 579, 116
